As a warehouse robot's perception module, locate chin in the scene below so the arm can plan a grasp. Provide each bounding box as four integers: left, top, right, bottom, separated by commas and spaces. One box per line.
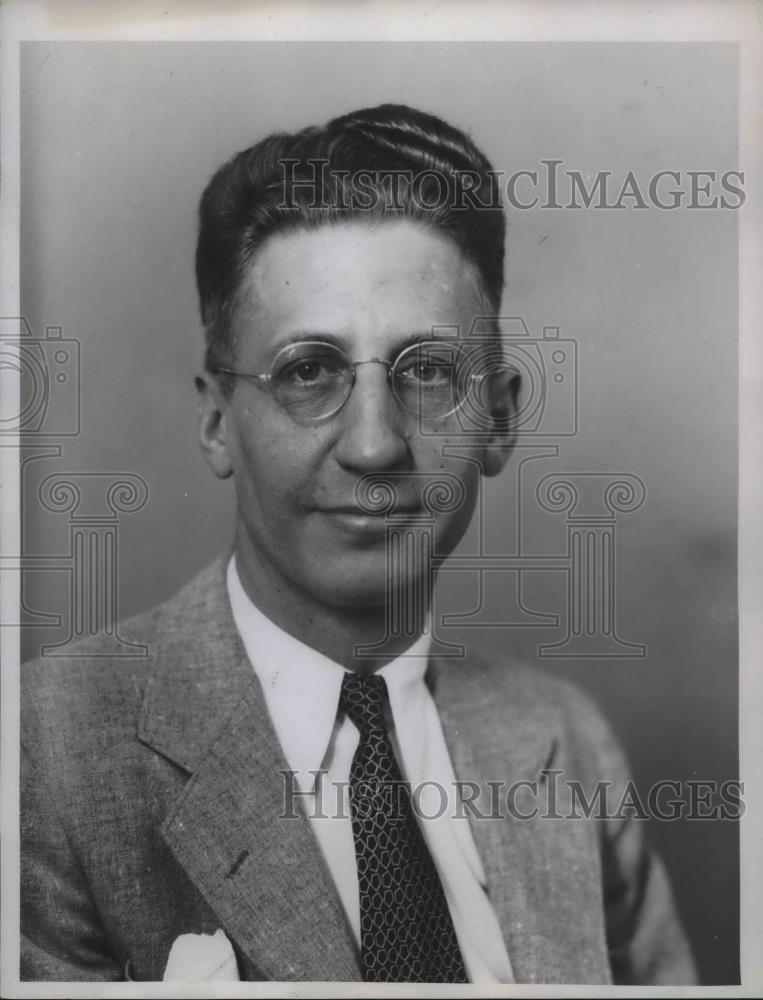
303, 554, 430, 612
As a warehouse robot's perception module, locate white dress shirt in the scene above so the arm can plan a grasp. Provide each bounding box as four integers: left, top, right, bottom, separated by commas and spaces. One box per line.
227, 555, 513, 984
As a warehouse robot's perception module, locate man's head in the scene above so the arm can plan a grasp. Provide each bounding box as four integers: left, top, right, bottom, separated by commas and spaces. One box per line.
195, 104, 506, 381
194, 105, 518, 641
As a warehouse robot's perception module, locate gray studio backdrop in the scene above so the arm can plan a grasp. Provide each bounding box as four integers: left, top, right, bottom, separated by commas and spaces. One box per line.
18, 42, 738, 983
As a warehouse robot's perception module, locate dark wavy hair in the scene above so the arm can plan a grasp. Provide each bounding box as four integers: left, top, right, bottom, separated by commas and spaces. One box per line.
195, 103, 505, 376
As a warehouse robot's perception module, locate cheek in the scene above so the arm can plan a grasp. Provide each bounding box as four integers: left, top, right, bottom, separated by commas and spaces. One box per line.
417, 442, 482, 500
228, 409, 326, 517
414, 446, 481, 550
433, 481, 479, 553
231, 423, 299, 506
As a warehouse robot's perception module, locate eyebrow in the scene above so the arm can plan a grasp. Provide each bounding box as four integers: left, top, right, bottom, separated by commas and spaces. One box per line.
268, 331, 443, 358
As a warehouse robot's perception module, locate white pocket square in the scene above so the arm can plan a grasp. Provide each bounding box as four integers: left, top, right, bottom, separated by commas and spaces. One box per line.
163, 928, 240, 981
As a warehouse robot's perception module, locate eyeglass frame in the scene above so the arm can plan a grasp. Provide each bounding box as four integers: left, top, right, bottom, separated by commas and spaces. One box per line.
212, 337, 504, 424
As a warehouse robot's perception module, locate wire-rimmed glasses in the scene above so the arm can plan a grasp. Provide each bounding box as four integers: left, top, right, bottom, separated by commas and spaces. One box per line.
213, 339, 496, 425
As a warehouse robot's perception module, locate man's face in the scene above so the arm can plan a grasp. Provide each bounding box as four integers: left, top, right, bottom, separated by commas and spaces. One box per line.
204, 219, 511, 611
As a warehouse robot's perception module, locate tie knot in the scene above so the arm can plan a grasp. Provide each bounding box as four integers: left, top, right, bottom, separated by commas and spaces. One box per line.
340, 671, 388, 734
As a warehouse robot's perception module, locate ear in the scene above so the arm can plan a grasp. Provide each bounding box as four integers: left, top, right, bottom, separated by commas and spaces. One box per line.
479, 366, 521, 478
196, 372, 234, 480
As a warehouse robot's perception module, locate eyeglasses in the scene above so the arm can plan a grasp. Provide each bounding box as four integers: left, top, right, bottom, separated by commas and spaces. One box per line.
214, 339, 494, 425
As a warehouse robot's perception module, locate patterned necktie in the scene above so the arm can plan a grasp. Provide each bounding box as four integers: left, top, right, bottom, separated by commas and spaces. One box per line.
339, 670, 468, 983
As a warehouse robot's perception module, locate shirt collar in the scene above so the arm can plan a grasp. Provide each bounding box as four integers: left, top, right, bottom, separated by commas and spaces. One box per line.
226, 555, 431, 778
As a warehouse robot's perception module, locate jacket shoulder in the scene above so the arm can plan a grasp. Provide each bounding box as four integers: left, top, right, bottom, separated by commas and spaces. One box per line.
21, 603, 158, 769
439, 643, 603, 715
435, 644, 629, 774
20, 557, 228, 765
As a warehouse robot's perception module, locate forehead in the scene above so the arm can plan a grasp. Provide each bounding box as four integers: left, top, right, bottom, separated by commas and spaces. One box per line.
232, 219, 484, 354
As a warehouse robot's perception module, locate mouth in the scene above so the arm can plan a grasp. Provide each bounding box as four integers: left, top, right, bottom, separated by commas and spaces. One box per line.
319, 504, 425, 536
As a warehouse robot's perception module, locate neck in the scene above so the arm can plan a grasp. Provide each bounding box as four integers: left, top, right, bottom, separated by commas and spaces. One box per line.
233, 530, 429, 672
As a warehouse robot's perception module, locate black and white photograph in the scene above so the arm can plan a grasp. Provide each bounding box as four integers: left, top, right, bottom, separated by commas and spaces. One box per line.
1, 1, 760, 995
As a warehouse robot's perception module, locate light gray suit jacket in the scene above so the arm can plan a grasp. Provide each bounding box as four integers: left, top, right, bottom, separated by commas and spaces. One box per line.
21, 556, 696, 983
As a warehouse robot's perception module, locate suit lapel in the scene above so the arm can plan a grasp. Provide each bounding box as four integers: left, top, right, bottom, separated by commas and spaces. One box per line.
136, 558, 609, 983
430, 651, 610, 984
138, 558, 359, 982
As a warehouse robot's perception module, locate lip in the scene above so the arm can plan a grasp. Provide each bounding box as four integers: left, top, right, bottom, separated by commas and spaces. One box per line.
325, 506, 421, 516
320, 506, 424, 534
323, 504, 424, 521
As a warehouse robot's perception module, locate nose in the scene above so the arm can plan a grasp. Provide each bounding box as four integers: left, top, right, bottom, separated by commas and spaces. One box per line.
333, 361, 411, 472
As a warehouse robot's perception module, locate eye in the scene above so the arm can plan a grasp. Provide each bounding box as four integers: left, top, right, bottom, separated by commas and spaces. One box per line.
291, 360, 325, 383
275, 348, 346, 389
417, 361, 446, 383
396, 348, 454, 386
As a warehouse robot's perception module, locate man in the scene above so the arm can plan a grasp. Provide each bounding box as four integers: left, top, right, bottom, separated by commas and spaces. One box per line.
21, 104, 696, 984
